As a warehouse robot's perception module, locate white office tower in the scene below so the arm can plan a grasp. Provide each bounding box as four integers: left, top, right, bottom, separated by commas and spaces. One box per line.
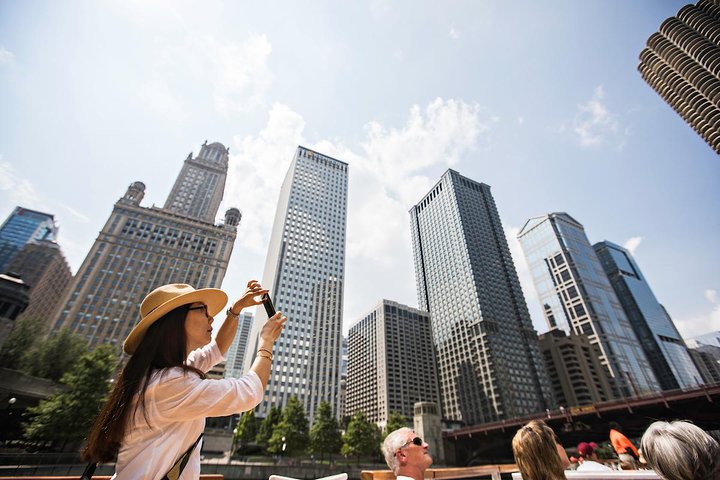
224, 311, 253, 379
245, 146, 348, 421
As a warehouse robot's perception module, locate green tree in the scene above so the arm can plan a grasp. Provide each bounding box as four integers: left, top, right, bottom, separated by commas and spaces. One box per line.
0, 316, 41, 370
268, 396, 309, 456
21, 328, 88, 381
384, 411, 409, 438
256, 406, 282, 449
232, 410, 257, 455
341, 410, 381, 462
309, 401, 342, 462
23, 345, 116, 446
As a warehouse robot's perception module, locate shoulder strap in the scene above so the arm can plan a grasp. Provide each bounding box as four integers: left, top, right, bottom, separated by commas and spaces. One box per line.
80, 461, 97, 480
162, 433, 204, 480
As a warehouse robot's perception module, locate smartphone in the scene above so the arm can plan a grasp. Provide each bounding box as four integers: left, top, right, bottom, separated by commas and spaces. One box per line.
262, 293, 276, 317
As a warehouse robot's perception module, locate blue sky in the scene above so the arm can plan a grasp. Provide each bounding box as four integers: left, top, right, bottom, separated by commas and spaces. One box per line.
0, 0, 717, 339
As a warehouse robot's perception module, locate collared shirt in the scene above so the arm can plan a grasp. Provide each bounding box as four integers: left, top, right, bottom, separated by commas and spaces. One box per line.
112, 341, 263, 479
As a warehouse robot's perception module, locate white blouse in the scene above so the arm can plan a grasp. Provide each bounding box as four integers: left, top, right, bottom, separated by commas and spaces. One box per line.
112, 340, 263, 479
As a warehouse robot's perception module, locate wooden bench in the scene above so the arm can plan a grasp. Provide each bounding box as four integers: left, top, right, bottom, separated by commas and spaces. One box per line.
362, 465, 519, 480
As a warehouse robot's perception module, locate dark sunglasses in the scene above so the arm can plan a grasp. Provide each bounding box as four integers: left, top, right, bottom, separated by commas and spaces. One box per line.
188, 305, 210, 317
397, 436, 423, 452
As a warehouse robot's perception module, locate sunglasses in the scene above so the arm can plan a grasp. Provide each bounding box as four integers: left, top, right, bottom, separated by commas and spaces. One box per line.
188, 305, 210, 317
397, 436, 423, 452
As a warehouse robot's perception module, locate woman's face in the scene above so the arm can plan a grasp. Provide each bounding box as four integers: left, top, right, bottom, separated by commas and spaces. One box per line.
184, 302, 214, 353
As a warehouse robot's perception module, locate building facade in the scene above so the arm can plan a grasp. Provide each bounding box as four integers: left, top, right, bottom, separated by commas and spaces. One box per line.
244, 146, 347, 422
0, 273, 30, 349
594, 241, 703, 389
0, 207, 58, 273
410, 170, 554, 425
7, 240, 72, 330
224, 311, 253, 379
687, 330, 720, 349
539, 328, 615, 407
638, 0, 720, 154
518, 213, 660, 397
345, 300, 440, 429
688, 345, 720, 384
52, 141, 240, 350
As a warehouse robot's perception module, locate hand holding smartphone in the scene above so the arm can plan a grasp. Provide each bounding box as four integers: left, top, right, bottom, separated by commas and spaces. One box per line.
262, 293, 276, 317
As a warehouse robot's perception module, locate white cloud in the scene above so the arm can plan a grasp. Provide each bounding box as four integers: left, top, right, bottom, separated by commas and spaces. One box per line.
572, 85, 623, 148
449, 26, 460, 40
674, 289, 720, 339
209, 33, 273, 114
0, 46, 14, 65
517, 116, 524, 125
393, 49, 405, 61
61, 204, 91, 223
623, 236, 643, 256
0, 159, 44, 209
225, 103, 307, 253
705, 289, 718, 304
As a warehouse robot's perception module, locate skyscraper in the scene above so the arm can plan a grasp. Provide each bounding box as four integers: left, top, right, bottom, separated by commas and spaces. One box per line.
517, 213, 660, 397
244, 146, 347, 422
0, 207, 58, 273
345, 299, 440, 429
52, 141, 240, 350
638, 0, 720, 154
7, 240, 72, 330
594, 241, 703, 389
410, 170, 554, 425
224, 311, 253, 379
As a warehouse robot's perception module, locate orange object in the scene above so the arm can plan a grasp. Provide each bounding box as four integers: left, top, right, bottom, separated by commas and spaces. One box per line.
610, 428, 639, 457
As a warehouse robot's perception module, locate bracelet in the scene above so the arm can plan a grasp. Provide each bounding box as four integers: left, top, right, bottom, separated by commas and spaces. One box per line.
258, 348, 273, 356
226, 308, 240, 319
256, 352, 273, 361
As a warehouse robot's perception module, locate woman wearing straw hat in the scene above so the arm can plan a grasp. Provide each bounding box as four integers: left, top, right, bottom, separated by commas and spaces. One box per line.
82, 280, 287, 479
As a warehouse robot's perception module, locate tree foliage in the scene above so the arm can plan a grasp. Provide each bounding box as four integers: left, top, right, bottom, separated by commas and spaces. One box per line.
23, 345, 116, 444
0, 316, 41, 370
256, 405, 282, 448
232, 410, 257, 454
268, 395, 309, 456
341, 410, 381, 460
384, 411, 409, 438
309, 400, 342, 460
22, 328, 88, 381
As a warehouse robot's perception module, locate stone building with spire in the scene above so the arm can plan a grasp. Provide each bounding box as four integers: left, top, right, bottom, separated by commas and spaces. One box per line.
52, 141, 240, 351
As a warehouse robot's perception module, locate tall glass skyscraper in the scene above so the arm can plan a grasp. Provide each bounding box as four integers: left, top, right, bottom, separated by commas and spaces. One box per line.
594, 241, 703, 389
244, 146, 348, 422
410, 170, 554, 425
518, 213, 659, 397
224, 311, 253, 379
52, 141, 240, 350
0, 207, 58, 272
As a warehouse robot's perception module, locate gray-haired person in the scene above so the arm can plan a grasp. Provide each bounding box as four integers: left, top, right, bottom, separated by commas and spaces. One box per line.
381, 428, 432, 480
641, 420, 720, 480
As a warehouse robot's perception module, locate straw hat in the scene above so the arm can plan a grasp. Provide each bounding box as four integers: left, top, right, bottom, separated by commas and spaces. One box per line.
123, 283, 227, 354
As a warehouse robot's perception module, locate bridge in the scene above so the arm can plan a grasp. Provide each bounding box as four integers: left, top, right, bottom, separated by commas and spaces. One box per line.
445, 384, 720, 464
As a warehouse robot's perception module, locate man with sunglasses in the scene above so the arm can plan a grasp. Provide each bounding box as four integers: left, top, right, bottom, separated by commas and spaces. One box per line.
381, 428, 433, 480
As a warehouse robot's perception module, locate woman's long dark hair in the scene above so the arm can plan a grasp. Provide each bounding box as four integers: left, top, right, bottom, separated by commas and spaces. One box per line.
83, 304, 205, 463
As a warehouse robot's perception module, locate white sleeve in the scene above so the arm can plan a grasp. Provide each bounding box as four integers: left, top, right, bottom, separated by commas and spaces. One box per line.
185, 340, 224, 373
152, 370, 263, 421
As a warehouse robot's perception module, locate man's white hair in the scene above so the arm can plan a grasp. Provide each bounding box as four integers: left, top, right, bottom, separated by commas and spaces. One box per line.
641, 420, 719, 480
382, 427, 414, 473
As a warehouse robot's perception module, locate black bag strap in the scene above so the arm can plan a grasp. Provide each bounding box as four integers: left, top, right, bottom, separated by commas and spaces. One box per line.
80, 461, 97, 480
79, 433, 203, 480
162, 432, 204, 480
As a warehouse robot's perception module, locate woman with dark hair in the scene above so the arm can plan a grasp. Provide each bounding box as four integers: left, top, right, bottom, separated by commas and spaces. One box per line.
512, 420, 569, 480
83, 280, 286, 479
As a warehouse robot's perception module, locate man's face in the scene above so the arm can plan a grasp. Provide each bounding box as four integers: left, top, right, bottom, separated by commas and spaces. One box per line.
397, 432, 433, 471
